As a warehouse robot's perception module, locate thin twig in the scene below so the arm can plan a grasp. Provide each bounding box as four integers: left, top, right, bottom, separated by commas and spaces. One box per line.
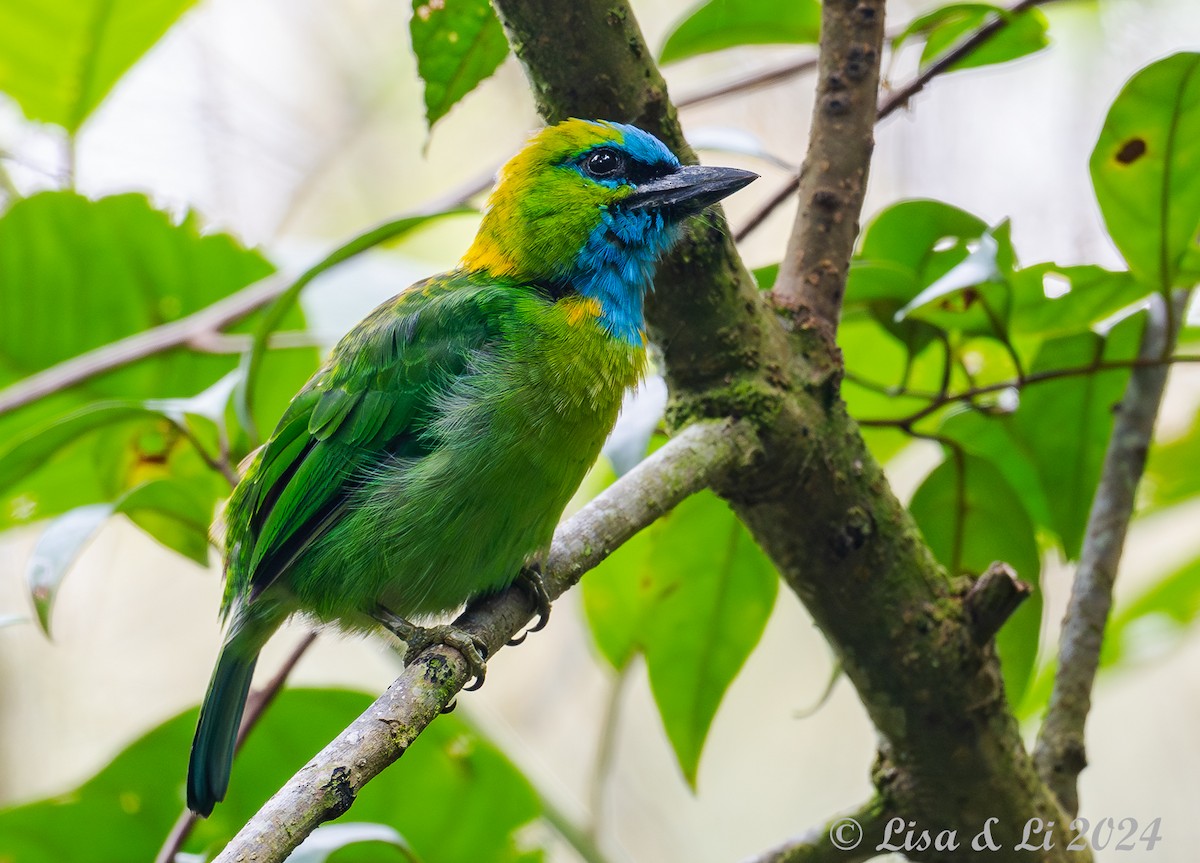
0, 176, 489, 418
209, 420, 757, 863
855, 353, 1200, 429
768, 0, 887, 330
1033, 290, 1191, 815
154, 631, 320, 863
539, 791, 619, 863
736, 0, 1062, 242
676, 56, 820, 109
586, 663, 631, 841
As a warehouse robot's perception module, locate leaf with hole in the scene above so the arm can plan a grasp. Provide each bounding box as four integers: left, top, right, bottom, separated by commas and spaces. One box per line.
1090, 52, 1200, 289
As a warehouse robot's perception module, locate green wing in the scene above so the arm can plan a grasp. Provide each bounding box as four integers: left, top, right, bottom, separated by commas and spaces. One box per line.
221, 274, 510, 612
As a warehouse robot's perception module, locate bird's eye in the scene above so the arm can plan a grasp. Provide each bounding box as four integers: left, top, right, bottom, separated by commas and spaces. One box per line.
583, 148, 624, 179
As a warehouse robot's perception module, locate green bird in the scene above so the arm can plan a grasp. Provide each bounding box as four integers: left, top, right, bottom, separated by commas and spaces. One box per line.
186, 118, 756, 816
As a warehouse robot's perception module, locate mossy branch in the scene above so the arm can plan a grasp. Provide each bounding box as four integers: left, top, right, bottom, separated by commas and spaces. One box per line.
491, 0, 1086, 859
211, 420, 757, 863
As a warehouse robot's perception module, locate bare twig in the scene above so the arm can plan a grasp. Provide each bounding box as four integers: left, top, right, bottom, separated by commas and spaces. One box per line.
769, 0, 887, 331
854, 353, 1200, 429
676, 56, 820, 109
0, 177, 488, 418
586, 663, 631, 841
739, 798, 889, 863
154, 631, 320, 863
210, 420, 757, 863
736, 0, 1062, 242
1033, 290, 1190, 815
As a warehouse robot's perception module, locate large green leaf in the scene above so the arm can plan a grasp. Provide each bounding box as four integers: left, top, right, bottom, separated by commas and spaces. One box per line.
1145, 409, 1200, 511
583, 491, 778, 786
1101, 554, 1200, 668
909, 453, 1042, 699
0, 192, 317, 530
895, 3, 1049, 73
410, 0, 509, 129
0, 690, 542, 863
659, 0, 821, 64
0, 0, 196, 131
1090, 52, 1200, 290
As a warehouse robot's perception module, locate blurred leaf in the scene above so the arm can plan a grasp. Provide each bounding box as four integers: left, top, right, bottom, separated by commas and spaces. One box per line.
751, 263, 777, 291
583, 491, 777, 786
1145, 409, 1200, 510
0, 0, 196, 131
659, 0, 820, 64
0, 192, 317, 530
292, 823, 416, 863
909, 453, 1042, 699
895, 3, 1049, 73
1102, 554, 1200, 668
1090, 52, 1200, 290
410, 0, 509, 129
26, 502, 113, 636
0, 690, 541, 863
115, 478, 213, 564
1008, 265, 1150, 339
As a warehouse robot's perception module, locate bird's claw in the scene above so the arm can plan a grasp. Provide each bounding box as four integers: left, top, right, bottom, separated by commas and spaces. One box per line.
507, 564, 552, 647
402, 624, 490, 691
373, 606, 489, 691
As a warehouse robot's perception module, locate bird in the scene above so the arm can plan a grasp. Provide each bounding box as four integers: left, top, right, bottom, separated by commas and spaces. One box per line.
186, 118, 756, 816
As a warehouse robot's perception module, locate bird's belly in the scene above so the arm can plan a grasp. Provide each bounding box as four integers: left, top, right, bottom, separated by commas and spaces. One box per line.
292, 390, 617, 624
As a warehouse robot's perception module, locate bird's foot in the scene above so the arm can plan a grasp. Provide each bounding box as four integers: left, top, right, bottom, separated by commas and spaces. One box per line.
373, 606, 489, 691
507, 564, 552, 647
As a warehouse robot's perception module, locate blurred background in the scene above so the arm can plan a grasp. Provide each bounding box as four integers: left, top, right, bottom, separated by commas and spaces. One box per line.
1, 0, 1199, 860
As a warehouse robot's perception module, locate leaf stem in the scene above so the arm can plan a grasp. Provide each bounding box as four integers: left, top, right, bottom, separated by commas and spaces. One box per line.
587, 663, 631, 842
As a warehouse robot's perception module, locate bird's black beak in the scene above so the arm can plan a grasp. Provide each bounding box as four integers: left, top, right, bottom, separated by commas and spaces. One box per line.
623, 164, 758, 215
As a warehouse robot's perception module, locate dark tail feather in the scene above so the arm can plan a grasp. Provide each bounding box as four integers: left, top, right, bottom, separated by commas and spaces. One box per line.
187, 643, 259, 816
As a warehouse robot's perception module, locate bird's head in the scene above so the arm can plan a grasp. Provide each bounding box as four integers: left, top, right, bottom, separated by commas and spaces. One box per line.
463, 119, 756, 345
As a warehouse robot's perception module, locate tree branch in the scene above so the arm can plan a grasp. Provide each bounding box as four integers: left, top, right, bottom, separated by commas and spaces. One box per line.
491, 0, 1086, 858
0, 179, 487, 418
769, 0, 887, 332
735, 0, 1063, 243
1033, 290, 1190, 815
211, 420, 757, 863
740, 798, 890, 863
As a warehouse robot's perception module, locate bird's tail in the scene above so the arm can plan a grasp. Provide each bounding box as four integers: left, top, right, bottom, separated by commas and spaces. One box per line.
187, 626, 264, 816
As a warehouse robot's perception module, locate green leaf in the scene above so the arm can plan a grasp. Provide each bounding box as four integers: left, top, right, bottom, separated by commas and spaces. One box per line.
1090, 52, 1200, 290
26, 502, 113, 636
1102, 554, 1200, 668
895, 3, 1049, 73
0, 690, 541, 863
0, 0, 197, 131
1145, 409, 1200, 510
410, 0, 509, 129
909, 454, 1042, 699
659, 0, 821, 64
0, 192, 317, 529
1011, 313, 1143, 557
583, 492, 778, 786
115, 478, 213, 564
1008, 264, 1150, 339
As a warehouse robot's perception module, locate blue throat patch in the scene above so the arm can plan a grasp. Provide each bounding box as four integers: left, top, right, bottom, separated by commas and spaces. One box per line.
570, 207, 681, 347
